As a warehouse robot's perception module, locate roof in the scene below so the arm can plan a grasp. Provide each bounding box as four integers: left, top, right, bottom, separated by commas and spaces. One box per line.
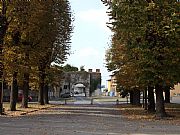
75, 84, 85, 88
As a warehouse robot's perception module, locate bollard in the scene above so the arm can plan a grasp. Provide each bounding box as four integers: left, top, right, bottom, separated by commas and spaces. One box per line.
91, 98, 93, 105
116, 99, 119, 105
65, 99, 67, 105
126, 96, 129, 104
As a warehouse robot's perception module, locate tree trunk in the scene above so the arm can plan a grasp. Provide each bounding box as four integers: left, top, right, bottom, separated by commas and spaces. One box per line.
21, 73, 29, 108
130, 91, 133, 104
0, 1, 8, 114
144, 89, 148, 110
44, 83, 49, 104
164, 86, 170, 103
148, 86, 155, 113
132, 89, 140, 105
142, 90, 144, 108
0, 81, 3, 114
22, 45, 30, 108
155, 85, 166, 118
10, 72, 18, 111
38, 64, 45, 105
0, 51, 3, 114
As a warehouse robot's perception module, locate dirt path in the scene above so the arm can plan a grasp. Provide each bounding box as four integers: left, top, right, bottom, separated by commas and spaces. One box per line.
0, 104, 180, 135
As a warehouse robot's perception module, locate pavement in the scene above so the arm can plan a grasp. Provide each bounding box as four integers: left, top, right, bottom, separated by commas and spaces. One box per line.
50, 96, 128, 105
0, 96, 180, 135
0, 102, 180, 135
51, 95, 180, 105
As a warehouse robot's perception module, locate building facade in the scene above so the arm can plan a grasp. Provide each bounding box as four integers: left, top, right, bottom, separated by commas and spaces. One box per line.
107, 74, 118, 96
171, 83, 180, 96
51, 69, 101, 98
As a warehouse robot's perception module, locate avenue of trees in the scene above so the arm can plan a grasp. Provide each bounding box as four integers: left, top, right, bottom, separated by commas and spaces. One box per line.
0, 0, 73, 114
102, 0, 179, 117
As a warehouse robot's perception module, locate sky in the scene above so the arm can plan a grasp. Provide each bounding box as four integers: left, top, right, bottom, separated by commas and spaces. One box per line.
65, 0, 112, 86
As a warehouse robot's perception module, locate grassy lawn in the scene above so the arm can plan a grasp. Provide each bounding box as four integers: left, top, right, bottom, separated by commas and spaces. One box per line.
117, 103, 180, 123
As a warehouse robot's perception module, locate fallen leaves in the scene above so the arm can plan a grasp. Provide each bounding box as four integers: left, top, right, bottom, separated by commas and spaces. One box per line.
117, 103, 180, 124
2, 103, 55, 117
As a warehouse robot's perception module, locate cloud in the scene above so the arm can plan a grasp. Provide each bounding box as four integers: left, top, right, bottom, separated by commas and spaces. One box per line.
66, 47, 104, 69
77, 9, 111, 33
78, 47, 100, 57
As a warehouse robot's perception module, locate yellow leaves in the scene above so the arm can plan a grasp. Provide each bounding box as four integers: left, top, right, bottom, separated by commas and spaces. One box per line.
3, 47, 19, 73
1, 0, 73, 89
147, 1, 156, 10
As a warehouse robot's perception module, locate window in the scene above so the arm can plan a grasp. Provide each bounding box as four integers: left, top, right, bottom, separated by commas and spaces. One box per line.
64, 85, 68, 89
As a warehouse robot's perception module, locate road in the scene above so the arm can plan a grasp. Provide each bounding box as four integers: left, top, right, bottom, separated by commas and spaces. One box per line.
49, 96, 180, 105
50, 96, 127, 105
0, 97, 180, 135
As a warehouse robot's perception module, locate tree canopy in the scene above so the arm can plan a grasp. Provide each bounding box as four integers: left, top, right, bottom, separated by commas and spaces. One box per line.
0, 0, 74, 108
102, 0, 180, 117
103, 0, 179, 88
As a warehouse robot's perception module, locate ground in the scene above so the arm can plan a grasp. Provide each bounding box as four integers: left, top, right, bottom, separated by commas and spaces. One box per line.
0, 96, 180, 135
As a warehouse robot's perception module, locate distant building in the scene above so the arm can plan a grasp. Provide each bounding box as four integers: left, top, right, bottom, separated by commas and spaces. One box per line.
51, 69, 101, 98
107, 74, 118, 96
171, 83, 180, 96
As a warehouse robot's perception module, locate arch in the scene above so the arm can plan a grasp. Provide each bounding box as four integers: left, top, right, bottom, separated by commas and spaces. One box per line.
73, 82, 87, 97
73, 82, 87, 86
74, 83, 85, 88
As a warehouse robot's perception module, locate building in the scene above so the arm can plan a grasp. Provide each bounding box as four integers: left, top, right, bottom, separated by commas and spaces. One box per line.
171, 83, 180, 96
107, 74, 118, 96
51, 69, 101, 98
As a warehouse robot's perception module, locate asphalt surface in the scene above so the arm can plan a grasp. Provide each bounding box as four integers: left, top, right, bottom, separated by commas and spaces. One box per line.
0, 100, 180, 135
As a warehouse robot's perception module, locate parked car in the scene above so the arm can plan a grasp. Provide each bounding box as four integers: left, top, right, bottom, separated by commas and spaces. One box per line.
74, 91, 79, 94
18, 93, 32, 102
3, 95, 32, 102
3, 96, 10, 102
60, 92, 71, 98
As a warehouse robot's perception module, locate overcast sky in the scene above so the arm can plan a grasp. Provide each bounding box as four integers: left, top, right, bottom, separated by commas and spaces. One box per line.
65, 0, 112, 86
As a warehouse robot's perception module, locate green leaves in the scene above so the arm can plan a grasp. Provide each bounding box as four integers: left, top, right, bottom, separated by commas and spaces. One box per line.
103, 0, 179, 89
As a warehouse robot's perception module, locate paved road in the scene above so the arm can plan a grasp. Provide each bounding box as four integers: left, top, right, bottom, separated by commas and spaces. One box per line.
0, 103, 180, 135
50, 96, 127, 105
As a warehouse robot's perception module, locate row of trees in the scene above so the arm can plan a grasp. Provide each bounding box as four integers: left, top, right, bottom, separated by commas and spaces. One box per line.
102, 0, 179, 117
0, 0, 73, 114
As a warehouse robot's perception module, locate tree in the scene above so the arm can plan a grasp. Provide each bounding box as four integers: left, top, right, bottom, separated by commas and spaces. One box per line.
45, 65, 64, 104
63, 64, 78, 72
3, 1, 35, 109
80, 65, 85, 71
90, 77, 101, 97
0, 0, 26, 111
147, 86, 155, 113
1, 0, 73, 109
102, 0, 179, 117
27, 0, 73, 105
0, 0, 10, 114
